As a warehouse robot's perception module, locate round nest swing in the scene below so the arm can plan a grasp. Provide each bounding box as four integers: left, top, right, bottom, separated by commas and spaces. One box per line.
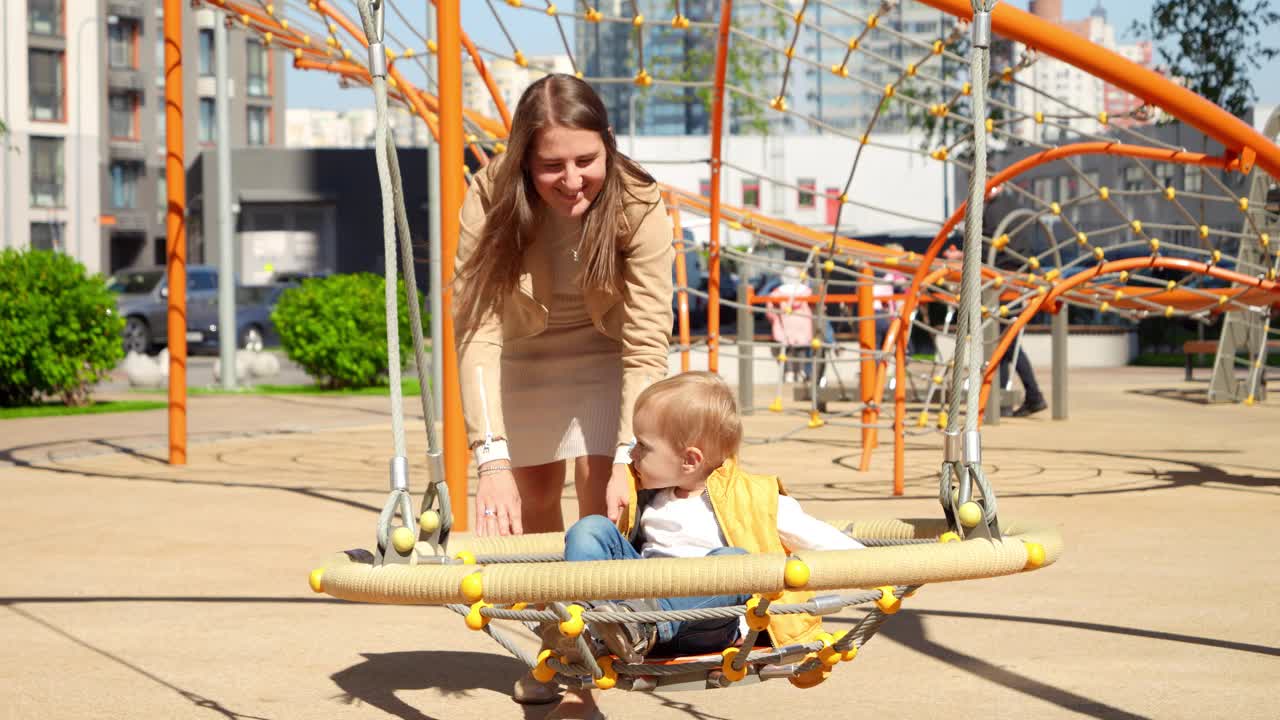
295, 0, 1063, 695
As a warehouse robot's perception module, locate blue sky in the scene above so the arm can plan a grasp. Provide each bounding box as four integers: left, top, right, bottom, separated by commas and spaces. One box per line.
287, 1, 1278, 110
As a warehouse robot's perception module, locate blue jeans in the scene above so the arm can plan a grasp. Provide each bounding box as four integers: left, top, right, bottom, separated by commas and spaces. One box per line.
564, 515, 750, 656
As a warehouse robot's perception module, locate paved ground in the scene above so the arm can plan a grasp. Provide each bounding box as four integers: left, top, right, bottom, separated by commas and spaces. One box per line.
2, 367, 1277, 719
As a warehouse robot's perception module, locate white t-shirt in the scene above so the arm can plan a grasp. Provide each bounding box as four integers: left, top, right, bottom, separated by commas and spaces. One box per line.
638, 487, 865, 559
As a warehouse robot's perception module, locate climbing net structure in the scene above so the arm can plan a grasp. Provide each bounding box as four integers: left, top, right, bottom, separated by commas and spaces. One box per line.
199, 0, 1280, 494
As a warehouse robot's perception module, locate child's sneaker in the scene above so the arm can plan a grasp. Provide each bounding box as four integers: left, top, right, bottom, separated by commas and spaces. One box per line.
587, 600, 658, 664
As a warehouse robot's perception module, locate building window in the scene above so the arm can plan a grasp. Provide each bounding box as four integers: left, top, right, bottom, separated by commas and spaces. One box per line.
1057, 175, 1073, 201
797, 178, 816, 208
109, 20, 137, 69
29, 49, 64, 122
247, 106, 269, 146
156, 167, 167, 210
199, 29, 214, 76
246, 39, 269, 97
698, 178, 711, 198
30, 222, 65, 252
28, 0, 61, 35
1184, 164, 1202, 193
1033, 176, 1054, 201
30, 137, 65, 207
109, 92, 138, 139
742, 178, 760, 208
1123, 165, 1145, 191
1154, 162, 1175, 189
110, 161, 143, 209
199, 98, 216, 143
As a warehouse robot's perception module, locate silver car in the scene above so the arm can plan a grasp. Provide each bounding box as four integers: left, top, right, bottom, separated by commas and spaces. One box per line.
108, 265, 221, 354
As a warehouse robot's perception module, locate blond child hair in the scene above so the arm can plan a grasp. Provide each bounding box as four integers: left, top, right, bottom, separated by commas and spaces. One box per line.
633, 372, 743, 467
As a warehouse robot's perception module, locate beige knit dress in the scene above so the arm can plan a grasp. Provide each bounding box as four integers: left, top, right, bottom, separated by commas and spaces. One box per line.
500, 210, 623, 467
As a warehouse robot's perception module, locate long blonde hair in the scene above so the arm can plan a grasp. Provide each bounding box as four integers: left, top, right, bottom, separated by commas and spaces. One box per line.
455, 74, 657, 326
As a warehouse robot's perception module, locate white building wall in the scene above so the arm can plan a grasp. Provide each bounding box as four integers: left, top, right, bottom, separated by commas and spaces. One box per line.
620, 133, 949, 239
1, 2, 104, 273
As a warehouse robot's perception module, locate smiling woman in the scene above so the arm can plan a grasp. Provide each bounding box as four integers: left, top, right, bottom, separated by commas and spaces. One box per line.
453, 75, 674, 549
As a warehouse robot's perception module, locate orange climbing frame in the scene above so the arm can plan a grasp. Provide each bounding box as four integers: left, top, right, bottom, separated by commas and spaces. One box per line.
882, 139, 1268, 495
915, 0, 1280, 179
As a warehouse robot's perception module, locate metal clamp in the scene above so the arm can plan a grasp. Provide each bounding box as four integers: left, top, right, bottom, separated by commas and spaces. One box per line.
368, 43, 387, 78
963, 430, 982, 465
943, 431, 962, 463
390, 455, 409, 491
971, 10, 993, 49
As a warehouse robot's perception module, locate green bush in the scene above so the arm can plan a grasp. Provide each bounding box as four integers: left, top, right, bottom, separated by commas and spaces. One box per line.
272, 272, 428, 389
0, 249, 125, 407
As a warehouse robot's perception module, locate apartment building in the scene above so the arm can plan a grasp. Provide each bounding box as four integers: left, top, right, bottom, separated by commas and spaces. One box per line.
1, 1, 285, 274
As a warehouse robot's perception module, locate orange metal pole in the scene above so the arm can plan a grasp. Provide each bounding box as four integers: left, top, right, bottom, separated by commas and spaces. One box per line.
438, 0, 469, 532
892, 322, 907, 496
706, 0, 733, 374
670, 197, 691, 373
916, 0, 1280, 180
857, 279, 876, 457
164, 0, 187, 465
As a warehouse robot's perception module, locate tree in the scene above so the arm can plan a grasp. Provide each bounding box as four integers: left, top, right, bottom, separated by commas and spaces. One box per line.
646, 2, 789, 135
1131, 1, 1280, 117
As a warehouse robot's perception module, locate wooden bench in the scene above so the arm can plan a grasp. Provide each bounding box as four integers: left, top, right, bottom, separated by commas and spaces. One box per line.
1183, 339, 1280, 381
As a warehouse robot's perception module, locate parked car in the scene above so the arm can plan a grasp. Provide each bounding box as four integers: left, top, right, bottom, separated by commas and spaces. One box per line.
185, 284, 291, 354
108, 265, 221, 354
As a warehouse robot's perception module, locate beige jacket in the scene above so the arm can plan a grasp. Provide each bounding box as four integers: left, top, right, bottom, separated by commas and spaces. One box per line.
453, 158, 674, 452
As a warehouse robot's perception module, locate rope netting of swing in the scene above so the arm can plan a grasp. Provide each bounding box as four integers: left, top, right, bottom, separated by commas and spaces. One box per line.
201, 0, 1280, 431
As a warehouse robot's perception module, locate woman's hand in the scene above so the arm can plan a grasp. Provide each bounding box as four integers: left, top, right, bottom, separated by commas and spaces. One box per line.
475, 463, 523, 536
605, 464, 631, 523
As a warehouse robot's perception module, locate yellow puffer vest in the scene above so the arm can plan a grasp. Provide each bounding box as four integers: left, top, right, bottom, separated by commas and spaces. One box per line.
617, 457, 823, 648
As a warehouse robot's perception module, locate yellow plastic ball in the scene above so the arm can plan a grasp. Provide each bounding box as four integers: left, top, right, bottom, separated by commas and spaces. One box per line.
875, 586, 902, 614
783, 558, 810, 589
1024, 542, 1046, 569
720, 647, 747, 682
594, 656, 618, 689
957, 501, 983, 528
460, 572, 484, 603
391, 526, 416, 554
938, 531, 961, 543
823, 259, 835, 273
744, 596, 771, 632
465, 601, 491, 630
558, 604, 585, 638
419, 510, 441, 534
455, 551, 476, 565
532, 649, 557, 683
308, 568, 324, 593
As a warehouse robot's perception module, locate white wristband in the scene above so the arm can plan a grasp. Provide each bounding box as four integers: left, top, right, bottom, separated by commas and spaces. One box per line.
474, 438, 511, 466
613, 441, 634, 465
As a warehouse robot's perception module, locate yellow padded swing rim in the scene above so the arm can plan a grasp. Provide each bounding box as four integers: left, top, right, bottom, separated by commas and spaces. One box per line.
315, 518, 1061, 605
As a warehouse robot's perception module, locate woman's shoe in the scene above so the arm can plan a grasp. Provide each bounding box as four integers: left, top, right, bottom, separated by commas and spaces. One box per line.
512, 671, 562, 705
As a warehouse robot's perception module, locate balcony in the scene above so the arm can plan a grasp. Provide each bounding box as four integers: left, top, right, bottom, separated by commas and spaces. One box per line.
109, 138, 147, 161
108, 68, 146, 91
107, 1, 146, 20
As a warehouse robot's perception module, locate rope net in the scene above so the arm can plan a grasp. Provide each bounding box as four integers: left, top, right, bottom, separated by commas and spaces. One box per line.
201, 0, 1280, 487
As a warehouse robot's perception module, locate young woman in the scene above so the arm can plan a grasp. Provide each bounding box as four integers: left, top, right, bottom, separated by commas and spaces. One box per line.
453, 73, 673, 540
